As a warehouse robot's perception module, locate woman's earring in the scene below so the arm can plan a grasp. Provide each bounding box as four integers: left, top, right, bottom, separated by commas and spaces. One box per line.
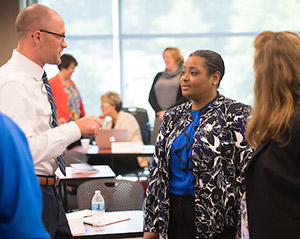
213, 82, 217, 85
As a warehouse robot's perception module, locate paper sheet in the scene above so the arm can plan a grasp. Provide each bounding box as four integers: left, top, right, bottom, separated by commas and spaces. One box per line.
67, 210, 130, 227
66, 212, 86, 236
70, 163, 99, 173
83, 212, 130, 226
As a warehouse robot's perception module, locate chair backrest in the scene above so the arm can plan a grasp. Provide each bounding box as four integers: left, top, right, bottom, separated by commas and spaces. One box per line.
123, 107, 152, 145
77, 178, 144, 211
63, 150, 88, 166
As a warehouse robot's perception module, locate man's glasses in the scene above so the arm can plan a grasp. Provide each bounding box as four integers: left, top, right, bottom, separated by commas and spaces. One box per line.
40, 29, 65, 39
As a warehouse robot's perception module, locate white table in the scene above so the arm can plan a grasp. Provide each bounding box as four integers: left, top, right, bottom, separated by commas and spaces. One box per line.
69, 210, 143, 238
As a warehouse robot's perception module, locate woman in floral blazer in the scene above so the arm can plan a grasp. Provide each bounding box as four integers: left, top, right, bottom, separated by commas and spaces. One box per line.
144, 50, 253, 239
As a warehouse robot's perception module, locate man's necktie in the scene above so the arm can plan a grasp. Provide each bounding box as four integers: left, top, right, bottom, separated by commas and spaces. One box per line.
42, 71, 66, 176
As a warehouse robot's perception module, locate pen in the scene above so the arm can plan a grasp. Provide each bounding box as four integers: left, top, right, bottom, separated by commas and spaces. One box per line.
83, 215, 93, 218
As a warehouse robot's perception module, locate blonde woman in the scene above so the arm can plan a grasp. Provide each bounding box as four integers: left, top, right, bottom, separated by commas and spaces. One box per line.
148, 47, 188, 144
99, 91, 146, 174
99, 91, 142, 142
245, 31, 300, 239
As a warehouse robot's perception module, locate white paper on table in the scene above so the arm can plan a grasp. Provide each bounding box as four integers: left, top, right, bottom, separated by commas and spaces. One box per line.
141, 145, 155, 154
67, 210, 131, 227
66, 213, 86, 235
111, 142, 143, 153
84, 212, 130, 226
70, 163, 98, 173
67, 209, 92, 218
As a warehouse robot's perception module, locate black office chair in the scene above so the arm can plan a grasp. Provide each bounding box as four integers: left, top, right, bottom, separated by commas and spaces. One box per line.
123, 107, 152, 145
77, 178, 145, 211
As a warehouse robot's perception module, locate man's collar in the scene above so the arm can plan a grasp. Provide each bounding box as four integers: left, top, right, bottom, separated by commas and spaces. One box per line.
12, 50, 44, 81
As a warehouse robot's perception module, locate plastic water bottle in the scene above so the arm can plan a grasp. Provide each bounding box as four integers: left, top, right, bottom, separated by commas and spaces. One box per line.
91, 190, 105, 229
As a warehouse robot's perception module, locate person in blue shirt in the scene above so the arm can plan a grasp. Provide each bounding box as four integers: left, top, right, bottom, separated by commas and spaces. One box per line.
0, 112, 49, 239
144, 50, 253, 239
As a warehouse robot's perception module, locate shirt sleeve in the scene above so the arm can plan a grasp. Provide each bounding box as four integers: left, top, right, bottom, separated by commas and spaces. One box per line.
143, 151, 160, 233
0, 80, 81, 167
0, 114, 50, 239
148, 73, 163, 113
231, 106, 253, 237
143, 110, 171, 233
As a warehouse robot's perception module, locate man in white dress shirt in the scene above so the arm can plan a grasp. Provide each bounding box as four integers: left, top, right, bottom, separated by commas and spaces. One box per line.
0, 4, 102, 238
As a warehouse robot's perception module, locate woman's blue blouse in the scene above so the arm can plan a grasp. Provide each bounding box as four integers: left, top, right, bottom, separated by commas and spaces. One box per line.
170, 102, 214, 196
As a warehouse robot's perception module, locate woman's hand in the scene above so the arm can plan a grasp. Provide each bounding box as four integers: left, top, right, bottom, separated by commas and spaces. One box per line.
144, 232, 159, 239
98, 115, 105, 124
156, 110, 166, 120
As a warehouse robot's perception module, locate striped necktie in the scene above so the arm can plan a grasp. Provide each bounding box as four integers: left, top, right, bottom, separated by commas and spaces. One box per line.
42, 71, 66, 176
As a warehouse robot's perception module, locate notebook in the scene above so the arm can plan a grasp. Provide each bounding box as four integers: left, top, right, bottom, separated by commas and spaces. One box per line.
95, 129, 129, 149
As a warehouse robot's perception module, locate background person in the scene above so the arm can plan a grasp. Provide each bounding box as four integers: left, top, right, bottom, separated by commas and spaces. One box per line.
0, 112, 49, 239
245, 31, 300, 239
144, 50, 253, 239
148, 47, 188, 144
0, 4, 102, 238
100, 91, 142, 142
49, 54, 85, 125
50, 54, 88, 149
98, 91, 146, 174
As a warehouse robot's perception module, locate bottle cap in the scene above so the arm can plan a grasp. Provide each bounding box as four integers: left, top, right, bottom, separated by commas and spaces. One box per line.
95, 190, 101, 194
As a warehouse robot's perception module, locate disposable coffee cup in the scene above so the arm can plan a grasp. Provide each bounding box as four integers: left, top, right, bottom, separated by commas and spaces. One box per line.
80, 138, 90, 153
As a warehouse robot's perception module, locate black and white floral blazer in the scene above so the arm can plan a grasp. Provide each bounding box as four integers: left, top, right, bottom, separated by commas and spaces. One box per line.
144, 93, 253, 239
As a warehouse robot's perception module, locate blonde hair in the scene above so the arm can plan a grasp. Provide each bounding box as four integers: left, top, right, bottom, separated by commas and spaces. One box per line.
163, 47, 184, 66
101, 91, 122, 112
246, 31, 300, 148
